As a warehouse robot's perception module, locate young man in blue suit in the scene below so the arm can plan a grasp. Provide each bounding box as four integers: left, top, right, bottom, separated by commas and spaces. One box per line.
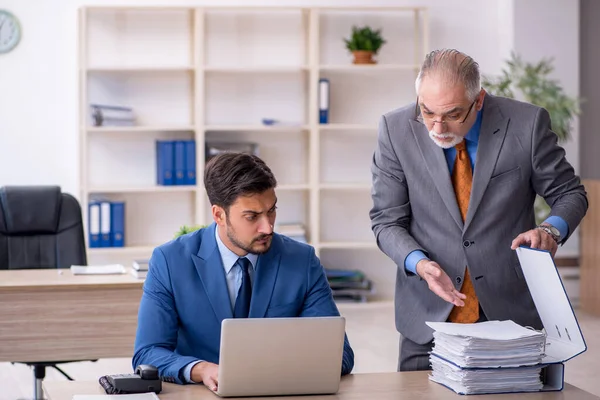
133, 152, 354, 388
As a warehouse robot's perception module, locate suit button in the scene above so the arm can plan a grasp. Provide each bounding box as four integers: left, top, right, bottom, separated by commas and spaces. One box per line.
456, 276, 462, 284
463, 240, 471, 248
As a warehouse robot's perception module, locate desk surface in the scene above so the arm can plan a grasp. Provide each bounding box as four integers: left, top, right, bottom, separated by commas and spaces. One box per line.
0, 268, 143, 362
0, 268, 144, 291
43, 371, 599, 400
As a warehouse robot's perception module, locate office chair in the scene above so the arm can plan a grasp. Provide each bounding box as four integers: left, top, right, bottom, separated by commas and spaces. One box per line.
0, 186, 89, 400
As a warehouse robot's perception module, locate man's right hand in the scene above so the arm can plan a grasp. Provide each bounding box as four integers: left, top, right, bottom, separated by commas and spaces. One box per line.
416, 259, 466, 307
191, 361, 219, 391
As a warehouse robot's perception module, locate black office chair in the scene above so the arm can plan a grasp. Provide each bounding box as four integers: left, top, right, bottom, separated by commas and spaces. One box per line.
0, 186, 89, 400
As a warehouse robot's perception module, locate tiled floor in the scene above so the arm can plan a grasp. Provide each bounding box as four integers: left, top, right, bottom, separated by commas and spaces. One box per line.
2, 301, 598, 399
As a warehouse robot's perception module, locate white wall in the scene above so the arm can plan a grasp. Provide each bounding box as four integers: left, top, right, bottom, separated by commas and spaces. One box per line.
0, 0, 581, 257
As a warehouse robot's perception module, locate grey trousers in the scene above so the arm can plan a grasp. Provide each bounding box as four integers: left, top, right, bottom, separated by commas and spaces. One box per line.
398, 305, 488, 372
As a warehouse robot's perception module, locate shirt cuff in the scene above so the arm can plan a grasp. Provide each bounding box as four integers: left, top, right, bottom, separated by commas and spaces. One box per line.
543, 216, 569, 241
405, 250, 429, 275
183, 360, 203, 383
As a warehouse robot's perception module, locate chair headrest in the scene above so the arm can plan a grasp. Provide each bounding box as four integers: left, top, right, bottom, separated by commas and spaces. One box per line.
0, 186, 62, 234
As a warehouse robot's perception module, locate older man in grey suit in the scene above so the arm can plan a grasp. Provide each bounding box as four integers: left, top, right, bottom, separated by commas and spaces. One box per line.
370, 49, 588, 372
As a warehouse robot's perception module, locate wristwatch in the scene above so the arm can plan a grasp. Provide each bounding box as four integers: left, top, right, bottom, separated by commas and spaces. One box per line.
537, 224, 561, 244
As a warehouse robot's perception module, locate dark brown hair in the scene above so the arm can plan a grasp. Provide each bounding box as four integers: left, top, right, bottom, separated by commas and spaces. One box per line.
204, 152, 277, 211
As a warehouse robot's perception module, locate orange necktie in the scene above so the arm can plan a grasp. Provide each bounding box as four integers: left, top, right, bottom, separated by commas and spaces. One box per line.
448, 140, 479, 323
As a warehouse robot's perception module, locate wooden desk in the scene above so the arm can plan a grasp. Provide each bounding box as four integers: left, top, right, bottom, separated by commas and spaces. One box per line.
0, 269, 143, 362
43, 371, 599, 400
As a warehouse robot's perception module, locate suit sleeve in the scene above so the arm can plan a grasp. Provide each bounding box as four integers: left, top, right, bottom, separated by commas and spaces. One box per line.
531, 108, 588, 242
299, 248, 354, 375
132, 247, 200, 384
370, 114, 429, 277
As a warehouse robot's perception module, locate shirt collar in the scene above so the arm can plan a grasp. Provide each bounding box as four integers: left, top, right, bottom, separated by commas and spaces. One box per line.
465, 109, 483, 144
215, 227, 258, 274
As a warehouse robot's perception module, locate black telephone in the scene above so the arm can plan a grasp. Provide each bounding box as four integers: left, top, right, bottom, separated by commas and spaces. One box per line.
99, 365, 162, 394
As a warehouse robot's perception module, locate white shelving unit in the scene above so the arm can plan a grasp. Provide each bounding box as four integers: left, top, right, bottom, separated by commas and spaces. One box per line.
79, 6, 428, 300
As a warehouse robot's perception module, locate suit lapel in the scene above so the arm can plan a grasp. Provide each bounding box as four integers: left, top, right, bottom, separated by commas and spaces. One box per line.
410, 119, 463, 230
192, 224, 233, 322
249, 235, 281, 318
464, 100, 510, 231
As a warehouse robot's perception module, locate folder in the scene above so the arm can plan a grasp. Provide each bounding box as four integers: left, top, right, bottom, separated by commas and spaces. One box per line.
427, 246, 586, 395
110, 201, 125, 247
99, 201, 112, 247
174, 140, 186, 185
319, 78, 330, 124
184, 140, 196, 185
88, 202, 101, 248
156, 140, 174, 185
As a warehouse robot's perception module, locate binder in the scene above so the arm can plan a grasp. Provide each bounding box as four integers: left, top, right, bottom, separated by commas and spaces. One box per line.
99, 201, 111, 247
319, 78, 330, 124
174, 140, 186, 185
156, 140, 174, 185
428, 246, 587, 395
184, 140, 196, 185
88, 202, 101, 248
110, 201, 125, 247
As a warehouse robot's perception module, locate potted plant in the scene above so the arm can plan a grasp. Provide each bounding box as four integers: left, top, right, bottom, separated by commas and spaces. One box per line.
343, 25, 386, 64
174, 224, 206, 239
483, 52, 582, 223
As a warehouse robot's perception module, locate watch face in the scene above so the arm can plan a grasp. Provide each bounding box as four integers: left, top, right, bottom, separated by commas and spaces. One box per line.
549, 226, 560, 236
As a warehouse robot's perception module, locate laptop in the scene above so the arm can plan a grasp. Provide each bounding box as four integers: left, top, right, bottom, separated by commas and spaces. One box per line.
215, 316, 346, 397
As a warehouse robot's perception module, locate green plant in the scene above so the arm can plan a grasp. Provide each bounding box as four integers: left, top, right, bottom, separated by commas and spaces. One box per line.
482, 52, 581, 142
483, 53, 582, 224
343, 25, 386, 54
174, 224, 206, 238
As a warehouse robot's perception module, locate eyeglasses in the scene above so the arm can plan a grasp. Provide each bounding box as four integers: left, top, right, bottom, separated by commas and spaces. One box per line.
415, 98, 476, 126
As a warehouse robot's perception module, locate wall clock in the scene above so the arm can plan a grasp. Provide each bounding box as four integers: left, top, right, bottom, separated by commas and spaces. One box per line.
0, 10, 21, 54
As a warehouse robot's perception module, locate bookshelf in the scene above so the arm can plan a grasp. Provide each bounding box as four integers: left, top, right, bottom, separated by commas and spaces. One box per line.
79, 6, 428, 300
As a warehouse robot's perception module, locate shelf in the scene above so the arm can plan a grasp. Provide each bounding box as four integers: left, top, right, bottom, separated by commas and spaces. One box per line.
87, 126, 196, 133
319, 64, 419, 72
319, 124, 377, 131
86, 66, 195, 72
87, 186, 197, 194
320, 183, 371, 191
318, 242, 378, 250
205, 125, 309, 132
87, 245, 157, 256
204, 66, 308, 73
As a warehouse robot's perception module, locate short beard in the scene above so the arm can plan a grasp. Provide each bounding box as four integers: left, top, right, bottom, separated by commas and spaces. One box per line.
428, 130, 464, 149
226, 213, 272, 255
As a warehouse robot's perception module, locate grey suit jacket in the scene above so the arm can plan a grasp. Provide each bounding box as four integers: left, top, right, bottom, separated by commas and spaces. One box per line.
370, 93, 588, 345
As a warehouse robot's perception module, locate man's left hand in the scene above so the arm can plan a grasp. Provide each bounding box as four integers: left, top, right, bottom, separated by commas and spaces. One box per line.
511, 228, 558, 257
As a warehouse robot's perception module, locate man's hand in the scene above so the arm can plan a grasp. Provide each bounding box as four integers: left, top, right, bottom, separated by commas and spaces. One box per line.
511, 228, 558, 257
416, 259, 466, 306
191, 361, 219, 391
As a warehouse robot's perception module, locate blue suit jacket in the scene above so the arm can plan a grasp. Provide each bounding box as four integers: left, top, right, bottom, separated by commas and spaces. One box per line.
132, 223, 354, 384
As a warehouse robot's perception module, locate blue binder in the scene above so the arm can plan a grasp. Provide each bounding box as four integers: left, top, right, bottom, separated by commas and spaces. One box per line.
184, 140, 196, 185
110, 201, 125, 247
156, 140, 174, 185
99, 201, 111, 247
174, 140, 186, 185
319, 78, 330, 124
88, 201, 101, 248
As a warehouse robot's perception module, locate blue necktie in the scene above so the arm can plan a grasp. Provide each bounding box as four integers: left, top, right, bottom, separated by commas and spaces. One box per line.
233, 257, 252, 318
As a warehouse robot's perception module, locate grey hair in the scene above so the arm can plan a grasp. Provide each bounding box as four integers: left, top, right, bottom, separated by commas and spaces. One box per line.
415, 49, 481, 101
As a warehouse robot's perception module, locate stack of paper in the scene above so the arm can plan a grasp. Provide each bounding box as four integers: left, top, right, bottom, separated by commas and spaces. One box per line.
426, 320, 546, 395
70, 264, 126, 275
